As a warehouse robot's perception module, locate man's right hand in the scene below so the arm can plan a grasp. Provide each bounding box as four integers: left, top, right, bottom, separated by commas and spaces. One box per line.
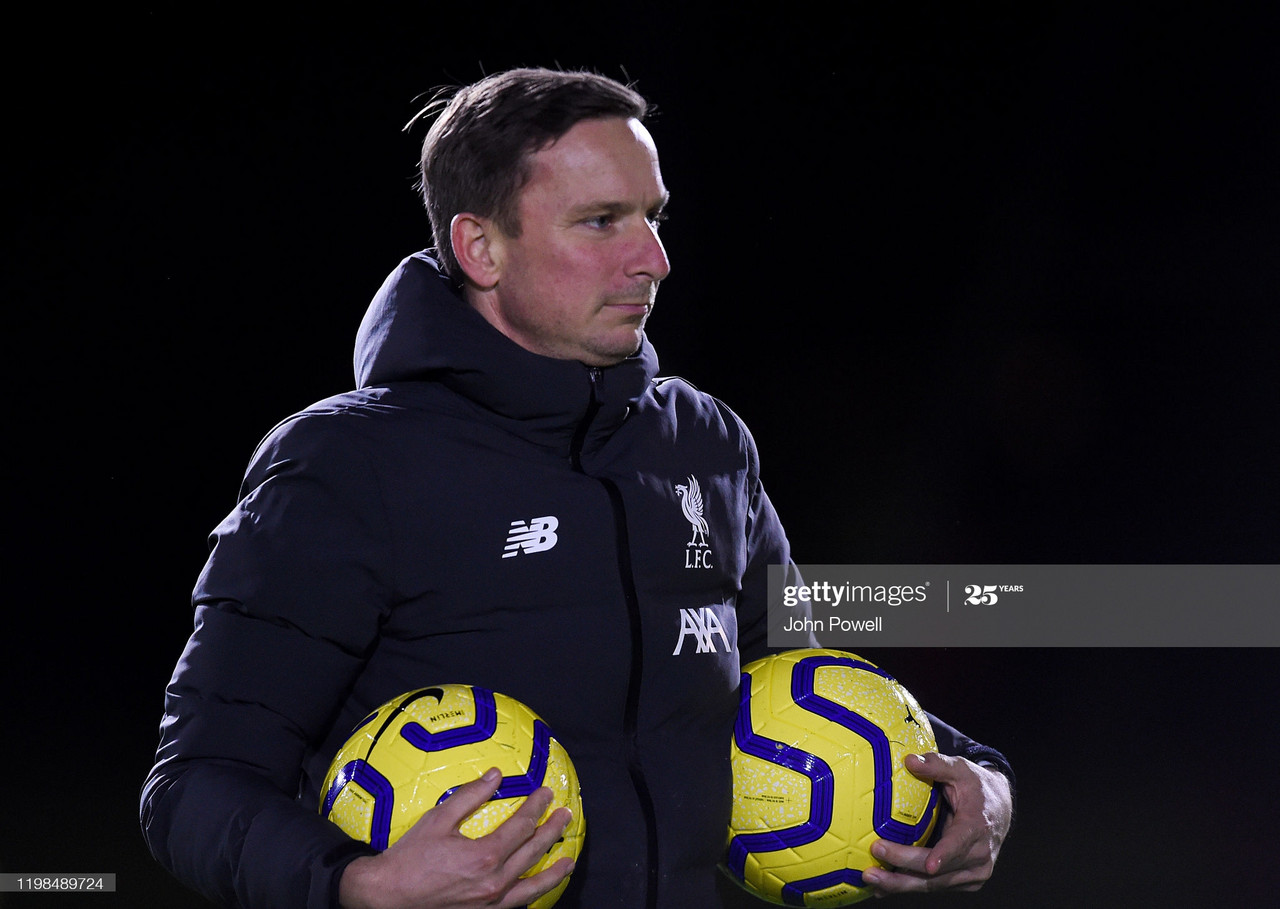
338, 767, 575, 909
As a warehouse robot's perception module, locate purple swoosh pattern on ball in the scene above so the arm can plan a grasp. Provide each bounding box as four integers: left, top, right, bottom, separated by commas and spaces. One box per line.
321, 687, 552, 852
728, 654, 940, 904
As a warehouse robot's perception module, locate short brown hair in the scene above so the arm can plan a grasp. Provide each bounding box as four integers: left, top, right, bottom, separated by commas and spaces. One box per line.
412, 68, 650, 278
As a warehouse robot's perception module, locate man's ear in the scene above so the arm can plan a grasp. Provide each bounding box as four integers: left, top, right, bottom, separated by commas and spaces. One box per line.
450, 213, 503, 290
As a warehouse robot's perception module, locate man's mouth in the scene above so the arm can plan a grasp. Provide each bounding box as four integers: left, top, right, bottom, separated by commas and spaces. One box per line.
605, 285, 657, 312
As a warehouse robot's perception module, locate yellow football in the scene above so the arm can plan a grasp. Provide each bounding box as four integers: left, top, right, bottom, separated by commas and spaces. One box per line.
725, 649, 940, 906
320, 684, 584, 908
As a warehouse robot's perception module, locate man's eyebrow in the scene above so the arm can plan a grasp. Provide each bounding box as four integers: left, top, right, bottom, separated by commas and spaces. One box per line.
567, 192, 670, 218
568, 200, 631, 217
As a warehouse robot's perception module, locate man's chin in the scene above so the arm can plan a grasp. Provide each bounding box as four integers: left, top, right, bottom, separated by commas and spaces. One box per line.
580, 330, 646, 367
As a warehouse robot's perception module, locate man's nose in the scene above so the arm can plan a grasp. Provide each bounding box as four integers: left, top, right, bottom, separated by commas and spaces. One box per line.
629, 219, 671, 282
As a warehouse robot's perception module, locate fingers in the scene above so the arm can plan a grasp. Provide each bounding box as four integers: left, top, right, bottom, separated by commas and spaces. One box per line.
863, 838, 989, 895
862, 863, 990, 895
859, 753, 1008, 897
902, 750, 959, 782
443, 771, 568, 863
478, 787, 576, 907
488, 786, 569, 866
500, 853, 575, 907
342, 770, 575, 909
868, 839, 933, 876
430, 767, 507, 830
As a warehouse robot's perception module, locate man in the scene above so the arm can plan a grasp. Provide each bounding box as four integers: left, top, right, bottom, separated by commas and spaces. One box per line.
141, 68, 1013, 908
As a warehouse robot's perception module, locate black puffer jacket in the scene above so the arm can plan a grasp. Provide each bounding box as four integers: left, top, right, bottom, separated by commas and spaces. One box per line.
141, 251, 1011, 908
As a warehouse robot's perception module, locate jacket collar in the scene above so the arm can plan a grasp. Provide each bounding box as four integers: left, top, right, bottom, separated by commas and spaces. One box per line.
354, 250, 658, 457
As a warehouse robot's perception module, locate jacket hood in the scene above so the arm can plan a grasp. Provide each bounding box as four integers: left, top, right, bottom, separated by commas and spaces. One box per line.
353, 250, 659, 454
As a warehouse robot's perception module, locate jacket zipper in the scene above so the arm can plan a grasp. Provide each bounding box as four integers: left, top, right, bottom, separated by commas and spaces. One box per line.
570, 368, 660, 909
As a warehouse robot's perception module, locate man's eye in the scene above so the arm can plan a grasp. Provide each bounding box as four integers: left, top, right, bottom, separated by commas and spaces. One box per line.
585, 215, 614, 229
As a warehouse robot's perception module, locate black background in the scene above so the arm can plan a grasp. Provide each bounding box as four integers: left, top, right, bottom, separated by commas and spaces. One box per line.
6, 4, 1278, 907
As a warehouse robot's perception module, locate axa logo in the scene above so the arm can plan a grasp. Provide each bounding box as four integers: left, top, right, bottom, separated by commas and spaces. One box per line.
672, 606, 731, 655
502, 516, 559, 559
675, 475, 713, 569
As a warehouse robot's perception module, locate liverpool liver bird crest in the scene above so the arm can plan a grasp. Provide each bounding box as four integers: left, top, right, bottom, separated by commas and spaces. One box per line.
675, 475, 709, 548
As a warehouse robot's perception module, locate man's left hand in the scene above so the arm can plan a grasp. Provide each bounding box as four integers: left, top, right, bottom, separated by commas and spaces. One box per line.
861, 753, 1012, 896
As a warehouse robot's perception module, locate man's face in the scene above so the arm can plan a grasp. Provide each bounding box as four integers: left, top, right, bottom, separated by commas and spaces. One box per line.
478, 116, 671, 366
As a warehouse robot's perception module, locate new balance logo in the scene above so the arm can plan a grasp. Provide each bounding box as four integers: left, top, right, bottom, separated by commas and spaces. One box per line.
672, 606, 731, 655
503, 516, 559, 558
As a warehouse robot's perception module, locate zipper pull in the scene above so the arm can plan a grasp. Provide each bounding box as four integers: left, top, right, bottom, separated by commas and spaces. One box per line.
572, 367, 604, 471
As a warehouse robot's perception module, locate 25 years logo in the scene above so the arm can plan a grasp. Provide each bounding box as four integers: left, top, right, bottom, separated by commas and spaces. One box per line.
963, 584, 1024, 605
